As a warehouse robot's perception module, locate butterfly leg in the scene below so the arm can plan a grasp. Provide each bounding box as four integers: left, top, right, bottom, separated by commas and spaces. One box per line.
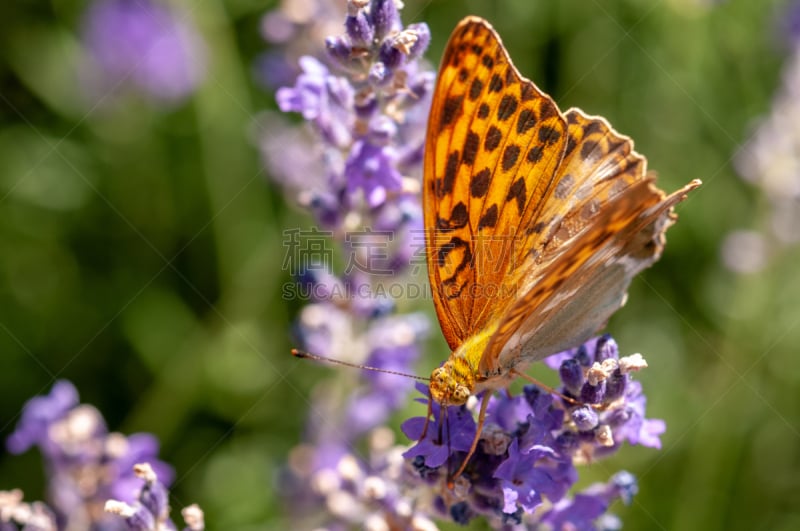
420, 396, 434, 440
448, 392, 491, 488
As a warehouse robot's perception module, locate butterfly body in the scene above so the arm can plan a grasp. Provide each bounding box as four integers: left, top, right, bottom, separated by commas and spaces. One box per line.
430, 321, 522, 405
423, 16, 699, 430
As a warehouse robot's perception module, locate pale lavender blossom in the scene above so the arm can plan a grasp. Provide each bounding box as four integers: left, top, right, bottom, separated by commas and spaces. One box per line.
730, 1, 800, 269
6, 380, 174, 530
82, 0, 206, 104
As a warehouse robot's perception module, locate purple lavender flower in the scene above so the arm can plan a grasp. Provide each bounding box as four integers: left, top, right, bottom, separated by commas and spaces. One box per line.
6, 381, 174, 530
541, 471, 638, 530
82, 0, 206, 104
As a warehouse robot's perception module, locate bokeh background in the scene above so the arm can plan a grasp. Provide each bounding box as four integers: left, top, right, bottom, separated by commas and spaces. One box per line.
2, 0, 799, 529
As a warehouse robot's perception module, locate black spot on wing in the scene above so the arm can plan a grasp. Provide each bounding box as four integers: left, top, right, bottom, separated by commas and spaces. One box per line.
488, 74, 503, 93
497, 95, 518, 121
538, 125, 561, 145
527, 145, 544, 163
517, 108, 537, 134
506, 177, 527, 215
469, 78, 484, 101
463, 131, 480, 165
440, 95, 464, 131
437, 151, 459, 198
478, 204, 498, 230
485, 126, 503, 152
470, 168, 491, 198
502, 145, 520, 172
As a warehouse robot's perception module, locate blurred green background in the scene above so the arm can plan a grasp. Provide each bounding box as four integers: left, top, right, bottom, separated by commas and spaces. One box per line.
1, 0, 799, 529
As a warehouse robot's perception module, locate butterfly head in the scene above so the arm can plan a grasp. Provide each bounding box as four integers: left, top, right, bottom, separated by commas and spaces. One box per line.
429, 358, 475, 406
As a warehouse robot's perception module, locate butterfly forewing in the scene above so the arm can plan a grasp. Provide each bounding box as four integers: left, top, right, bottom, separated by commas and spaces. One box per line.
424, 17, 568, 349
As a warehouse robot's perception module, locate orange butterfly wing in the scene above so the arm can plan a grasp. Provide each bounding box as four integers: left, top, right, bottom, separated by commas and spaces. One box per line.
423, 16, 568, 350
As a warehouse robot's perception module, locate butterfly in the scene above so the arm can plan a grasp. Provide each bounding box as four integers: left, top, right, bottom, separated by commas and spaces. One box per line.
422, 16, 700, 478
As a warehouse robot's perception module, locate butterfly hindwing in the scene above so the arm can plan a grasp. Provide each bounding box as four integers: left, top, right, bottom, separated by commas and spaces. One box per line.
478, 110, 700, 374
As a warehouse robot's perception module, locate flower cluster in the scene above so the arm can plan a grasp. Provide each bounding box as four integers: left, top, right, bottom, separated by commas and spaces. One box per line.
81, 0, 206, 104
5, 380, 202, 531
400, 335, 660, 527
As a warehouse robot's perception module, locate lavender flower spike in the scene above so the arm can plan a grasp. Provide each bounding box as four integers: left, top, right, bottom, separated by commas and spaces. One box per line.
270, 0, 433, 219
7, 380, 174, 529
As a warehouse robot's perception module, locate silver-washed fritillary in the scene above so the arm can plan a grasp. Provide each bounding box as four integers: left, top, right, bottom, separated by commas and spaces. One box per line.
423, 16, 700, 477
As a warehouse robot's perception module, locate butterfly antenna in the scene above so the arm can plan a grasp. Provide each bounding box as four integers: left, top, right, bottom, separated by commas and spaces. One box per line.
292, 349, 430, 382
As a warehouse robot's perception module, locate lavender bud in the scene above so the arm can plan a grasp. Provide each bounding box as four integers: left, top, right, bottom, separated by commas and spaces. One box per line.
139, 477, 169, 520
370, 0, 400, 39
409, 71, 434, 99
594, 334, 618, 361
574, 344, 592, 366
346, 11, 374, 47
555, 431, 579, 454
325, 35, 353, 66
571, 406, 599, 431
406, 23, 431, 58
580, 380, 605, 404
559, 358, 584, 393
604, 369, 627, 403
379, 40, 404, 71
181, 504, 205, 530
